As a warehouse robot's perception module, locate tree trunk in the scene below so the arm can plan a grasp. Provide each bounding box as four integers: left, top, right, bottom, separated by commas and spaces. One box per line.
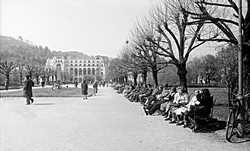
243, 4, 250, 93
19, 71, 23, 86
177, 63, 188, 91
5, 74, 10, 90
124, 75, 128, 83
142, 70, 147, 84
152, 69, 158, 86
36, 75, 39, 85
133, 72, 138, 86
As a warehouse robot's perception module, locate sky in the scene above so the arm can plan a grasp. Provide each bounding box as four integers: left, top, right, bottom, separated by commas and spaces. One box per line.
1, 0, 158, 57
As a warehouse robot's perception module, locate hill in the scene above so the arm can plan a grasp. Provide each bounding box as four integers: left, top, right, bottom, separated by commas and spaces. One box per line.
0, 36, 51, 65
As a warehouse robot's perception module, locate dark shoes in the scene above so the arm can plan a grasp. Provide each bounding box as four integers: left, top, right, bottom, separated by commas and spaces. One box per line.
30, 99, 34, 104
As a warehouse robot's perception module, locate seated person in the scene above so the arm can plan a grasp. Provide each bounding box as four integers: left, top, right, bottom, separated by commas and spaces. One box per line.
160, 87, 177, 115
133, 84, 148, 102
127, 84, 141, 101
144, 85, 163, 106
168, 86, 188, 124
138, 84, 153, 103
145, 84, 170, 115
123, 84, 131, 96
185, 89, 213, 129
174, 90, 201, 127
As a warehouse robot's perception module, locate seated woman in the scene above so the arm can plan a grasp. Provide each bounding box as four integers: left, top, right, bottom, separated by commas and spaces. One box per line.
174, 90, 201, 127
185, 89, 213, 129
160, 87, 176, 115
168, 86, 188, 124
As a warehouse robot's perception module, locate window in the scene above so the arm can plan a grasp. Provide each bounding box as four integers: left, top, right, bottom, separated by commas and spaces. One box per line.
79, 68, 82, 76
92, 64, 95, 67
83, 64, 86, 67
83, 68, 86, 75
75, 64, 77, 66
87, 68, 91, 75
70, 68, 73, 75
75, 68, 78, 76
92, 68, 95, 75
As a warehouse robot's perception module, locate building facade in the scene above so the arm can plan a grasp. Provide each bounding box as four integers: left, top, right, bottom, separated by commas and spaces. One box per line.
45, 55, 106, 82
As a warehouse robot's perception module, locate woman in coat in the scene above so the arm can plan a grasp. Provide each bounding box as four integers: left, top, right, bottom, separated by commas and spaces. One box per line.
81, 80, 88, 100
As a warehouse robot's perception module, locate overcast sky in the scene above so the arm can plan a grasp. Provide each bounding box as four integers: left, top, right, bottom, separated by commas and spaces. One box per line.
1, 0, 160, 57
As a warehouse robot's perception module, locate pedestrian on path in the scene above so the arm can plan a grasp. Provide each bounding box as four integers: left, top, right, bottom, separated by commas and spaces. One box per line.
23, 75, 34, 105
81, 80, 88, 100
93, 80, 98, 96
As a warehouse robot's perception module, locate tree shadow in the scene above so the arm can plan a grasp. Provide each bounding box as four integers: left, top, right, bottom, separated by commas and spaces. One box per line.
33, 103, 55, 105
191, 119, 227, 133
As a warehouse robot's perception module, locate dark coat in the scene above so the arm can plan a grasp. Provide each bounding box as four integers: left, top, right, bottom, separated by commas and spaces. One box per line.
23, 79, 34, 97
93, 82, 98, 88
81, 82, 88, 95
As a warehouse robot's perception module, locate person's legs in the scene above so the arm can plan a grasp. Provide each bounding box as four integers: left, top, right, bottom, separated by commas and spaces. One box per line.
26, 96, 30, 105
148, 103, 161, 115
30, 97, 34, 104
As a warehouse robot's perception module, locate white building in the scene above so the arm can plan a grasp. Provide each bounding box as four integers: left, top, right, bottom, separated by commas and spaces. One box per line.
45, 55, 106, 82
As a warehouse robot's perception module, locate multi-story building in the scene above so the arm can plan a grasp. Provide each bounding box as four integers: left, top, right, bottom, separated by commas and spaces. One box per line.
45, 55, 106, 82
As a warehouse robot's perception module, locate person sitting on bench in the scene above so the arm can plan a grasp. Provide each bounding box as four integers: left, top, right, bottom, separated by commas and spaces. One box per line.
168, 86, 188, 124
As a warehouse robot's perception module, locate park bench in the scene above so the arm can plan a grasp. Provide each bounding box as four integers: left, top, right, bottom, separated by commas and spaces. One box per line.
188, 95, 216, 132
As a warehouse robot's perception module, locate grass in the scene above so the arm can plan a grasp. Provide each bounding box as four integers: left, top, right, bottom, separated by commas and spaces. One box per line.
188, 87, 229, 121
0, 87, 94, 97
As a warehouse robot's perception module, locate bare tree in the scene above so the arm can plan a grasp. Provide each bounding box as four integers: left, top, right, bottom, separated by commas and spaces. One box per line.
130, 22, 168, 86
185, 0, 250, 92
17, 64, 25, 85
145, 0, 207, 90
0, 61, 16, 90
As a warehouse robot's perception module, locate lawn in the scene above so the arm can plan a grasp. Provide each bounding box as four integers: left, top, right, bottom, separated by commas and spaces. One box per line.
0, 87, 94, 97
188, 87, 229, 121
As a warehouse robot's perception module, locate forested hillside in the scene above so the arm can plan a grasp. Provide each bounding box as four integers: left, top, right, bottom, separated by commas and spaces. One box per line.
0, 36, 51, 65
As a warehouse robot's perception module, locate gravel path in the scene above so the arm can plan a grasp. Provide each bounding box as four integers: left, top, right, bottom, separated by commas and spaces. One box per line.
0, 87, 249, 151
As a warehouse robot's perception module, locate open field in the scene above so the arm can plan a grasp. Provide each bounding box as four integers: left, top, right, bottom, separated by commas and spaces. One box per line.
0, 87, 94, 97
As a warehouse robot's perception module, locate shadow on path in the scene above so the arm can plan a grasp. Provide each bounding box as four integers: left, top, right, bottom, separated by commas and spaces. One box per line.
33, 103, 55, 105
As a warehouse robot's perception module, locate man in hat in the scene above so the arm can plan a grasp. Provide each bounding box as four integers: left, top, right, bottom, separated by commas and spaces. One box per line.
23, 75, 34, 105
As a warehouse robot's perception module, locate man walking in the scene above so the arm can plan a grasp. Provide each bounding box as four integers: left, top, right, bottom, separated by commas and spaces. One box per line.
23, 75, 34, 105
93, 80, 98, 96
81, 80, 88, 100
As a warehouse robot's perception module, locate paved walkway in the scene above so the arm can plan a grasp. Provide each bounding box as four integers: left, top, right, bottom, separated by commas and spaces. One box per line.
0, 87, 249, 151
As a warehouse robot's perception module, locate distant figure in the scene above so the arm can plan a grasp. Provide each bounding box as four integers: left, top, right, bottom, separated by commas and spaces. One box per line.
93, 81, 98, 96
74, 80, 78, 88
81, 80, 88, 100
41, 80, 45, 87
23, 75, 34, 105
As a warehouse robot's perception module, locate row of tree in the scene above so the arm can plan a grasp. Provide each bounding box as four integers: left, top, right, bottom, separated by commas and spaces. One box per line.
0, 36, 55, 90
107, 0, 250, 93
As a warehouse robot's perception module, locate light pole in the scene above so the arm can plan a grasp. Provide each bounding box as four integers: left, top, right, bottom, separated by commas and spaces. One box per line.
238, 0, 243, 97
